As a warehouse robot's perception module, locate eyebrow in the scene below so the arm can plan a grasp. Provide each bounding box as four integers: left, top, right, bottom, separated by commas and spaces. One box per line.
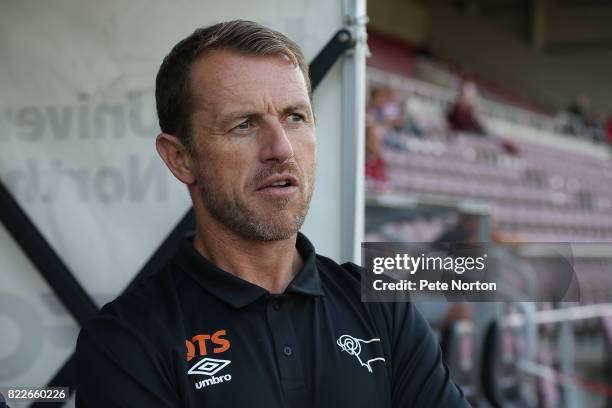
215, 111, 257, 130
281, 102, 312, 116
216, 101, 313, 130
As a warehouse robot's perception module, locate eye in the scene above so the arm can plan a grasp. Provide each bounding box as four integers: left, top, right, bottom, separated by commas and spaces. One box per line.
234, 120, 251, 131
288, 113, 305, 122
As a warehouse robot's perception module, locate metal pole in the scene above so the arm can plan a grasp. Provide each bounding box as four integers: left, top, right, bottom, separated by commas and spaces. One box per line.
342, 0, 368, 263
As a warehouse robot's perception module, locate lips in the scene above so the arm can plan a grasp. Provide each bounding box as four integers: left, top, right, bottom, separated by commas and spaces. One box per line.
256, 174, 299, 191
254, 174, 300, 199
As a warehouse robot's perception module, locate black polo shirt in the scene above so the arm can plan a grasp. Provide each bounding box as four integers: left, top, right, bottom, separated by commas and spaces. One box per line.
75, 233, 469, 407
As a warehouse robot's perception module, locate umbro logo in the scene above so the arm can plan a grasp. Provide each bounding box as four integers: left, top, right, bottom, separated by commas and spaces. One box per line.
188, 358, 233, 390
188, 358, 231, 376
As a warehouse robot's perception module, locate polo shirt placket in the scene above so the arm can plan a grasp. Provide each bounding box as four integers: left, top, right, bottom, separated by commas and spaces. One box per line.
266, 294, 308, 407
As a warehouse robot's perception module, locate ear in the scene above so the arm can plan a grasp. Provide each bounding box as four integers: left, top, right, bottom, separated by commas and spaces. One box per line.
155, 133, 196, 185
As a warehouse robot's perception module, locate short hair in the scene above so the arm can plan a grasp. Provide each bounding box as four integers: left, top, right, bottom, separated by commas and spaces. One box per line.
155, 20, 311, 149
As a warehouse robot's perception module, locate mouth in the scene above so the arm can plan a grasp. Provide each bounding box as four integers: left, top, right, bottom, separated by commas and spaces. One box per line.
255, 174, 300, 197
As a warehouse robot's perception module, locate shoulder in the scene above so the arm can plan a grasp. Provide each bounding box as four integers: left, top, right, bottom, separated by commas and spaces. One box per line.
316, 255, 361, 285
315, 255, 420, 334
315, 255, 364, 299
77, 262, 185, 355
108, 264, 178, 320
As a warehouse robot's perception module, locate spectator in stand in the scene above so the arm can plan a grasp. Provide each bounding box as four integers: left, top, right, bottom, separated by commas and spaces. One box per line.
365, 122, 387, 183
367, 86, 405, 128
447, 81, 486, 136
365, 87, 389, 183
367, 87, 394, 126
366, 87, 398, 150
367, 87, 423, 146
567, 93, 590, 122
366, 87, 385, 123
564, 94, 590, 136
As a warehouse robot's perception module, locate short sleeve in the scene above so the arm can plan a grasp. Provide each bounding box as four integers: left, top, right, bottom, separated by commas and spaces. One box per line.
75, 314, 180, 407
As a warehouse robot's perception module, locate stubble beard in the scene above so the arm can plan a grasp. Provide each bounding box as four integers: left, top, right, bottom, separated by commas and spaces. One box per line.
196, 163, 315, 242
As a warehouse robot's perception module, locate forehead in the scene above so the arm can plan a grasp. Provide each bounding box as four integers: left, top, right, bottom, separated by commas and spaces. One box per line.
189, 50, 310, 116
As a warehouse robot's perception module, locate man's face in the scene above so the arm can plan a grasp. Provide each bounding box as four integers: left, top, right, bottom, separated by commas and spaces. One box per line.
187, 50, 316, 241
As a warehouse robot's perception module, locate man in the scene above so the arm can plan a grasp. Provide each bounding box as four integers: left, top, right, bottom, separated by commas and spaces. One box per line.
75, 20, 469, 407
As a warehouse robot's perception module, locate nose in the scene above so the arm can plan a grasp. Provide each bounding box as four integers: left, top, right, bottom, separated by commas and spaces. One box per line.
259, 119, 294, 163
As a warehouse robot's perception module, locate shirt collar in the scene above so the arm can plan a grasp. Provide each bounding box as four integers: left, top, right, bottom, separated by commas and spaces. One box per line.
174, 232, 325, 308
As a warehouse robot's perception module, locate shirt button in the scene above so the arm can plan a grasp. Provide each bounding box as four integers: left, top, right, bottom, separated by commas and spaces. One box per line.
283, 345, 293, 356
272, 300, 281, 311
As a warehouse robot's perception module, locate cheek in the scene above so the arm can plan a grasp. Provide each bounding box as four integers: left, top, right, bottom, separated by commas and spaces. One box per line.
194, 148, 227, 187
306, 141, 317, 175
295, 133, 317, 164
205, 144, 255, 188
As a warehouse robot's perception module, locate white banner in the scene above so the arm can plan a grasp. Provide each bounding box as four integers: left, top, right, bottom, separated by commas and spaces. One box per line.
0, 0, 350, 399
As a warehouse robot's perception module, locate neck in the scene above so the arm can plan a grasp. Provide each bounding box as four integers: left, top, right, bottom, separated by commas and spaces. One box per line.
192, 213, 303, 295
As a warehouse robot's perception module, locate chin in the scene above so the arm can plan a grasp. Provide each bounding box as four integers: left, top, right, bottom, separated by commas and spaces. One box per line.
248, 214, 305, 242
246, 224, 299, 242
